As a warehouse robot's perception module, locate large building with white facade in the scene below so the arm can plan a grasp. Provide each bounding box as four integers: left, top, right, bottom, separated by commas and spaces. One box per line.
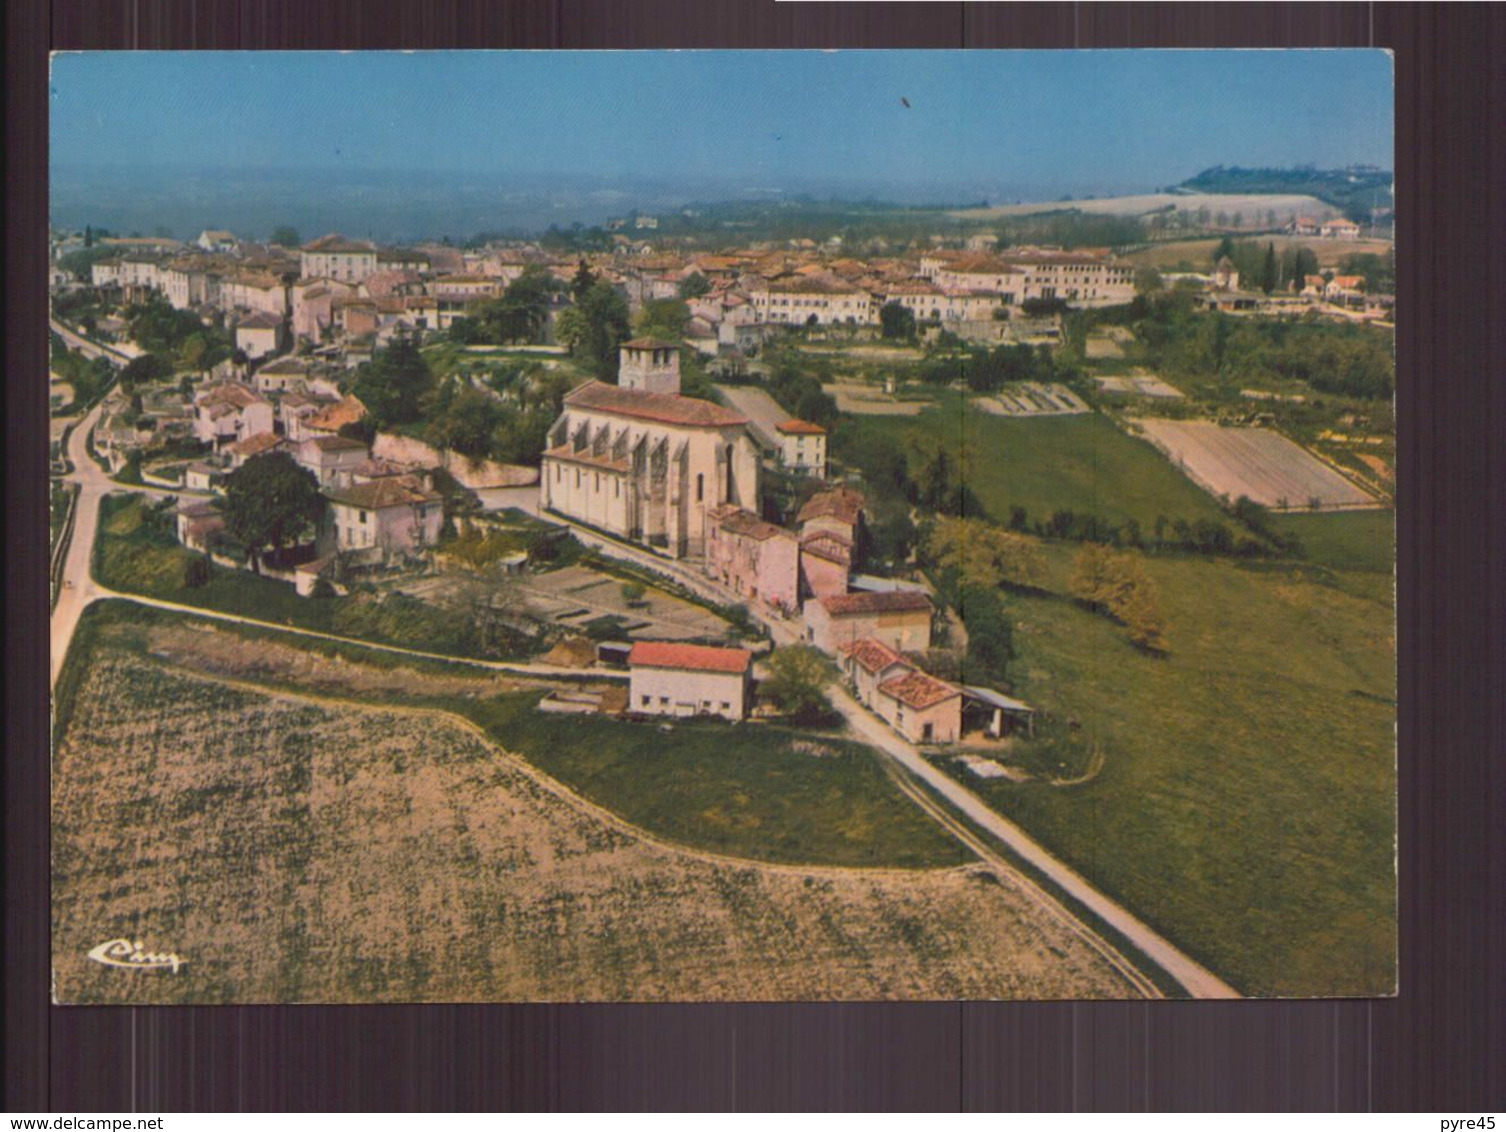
540, 343, 762, 558
300, 234, 378, 284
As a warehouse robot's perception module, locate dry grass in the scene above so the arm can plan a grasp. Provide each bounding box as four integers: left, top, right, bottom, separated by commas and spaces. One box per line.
52, 649, 1140, 1004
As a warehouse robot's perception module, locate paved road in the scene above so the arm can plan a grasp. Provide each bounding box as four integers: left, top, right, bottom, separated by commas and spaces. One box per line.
49, 410, 1237, 998
828, 685, 1240, 999
50, 318, 140, 363
50, 404, 115, 688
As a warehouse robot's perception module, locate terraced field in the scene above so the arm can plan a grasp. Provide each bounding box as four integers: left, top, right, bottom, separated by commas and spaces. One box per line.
52, 646, 1142, 1004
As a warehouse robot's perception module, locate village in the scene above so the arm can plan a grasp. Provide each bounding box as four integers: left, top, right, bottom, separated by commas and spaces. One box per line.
47, 207, 1396, 770
48, 174, 1396, 1005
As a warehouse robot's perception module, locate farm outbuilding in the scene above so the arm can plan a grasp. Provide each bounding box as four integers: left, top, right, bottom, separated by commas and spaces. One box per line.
962, 686, 1037, 739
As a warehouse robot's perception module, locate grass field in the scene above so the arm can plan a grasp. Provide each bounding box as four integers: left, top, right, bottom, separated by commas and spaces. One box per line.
837, 394, 1229, 531
51, 633, 1138, 1003
94, 493, 533, 661
1273, 510, 1395, 575
961, 545, 1396, 997
65, 602, 968, 871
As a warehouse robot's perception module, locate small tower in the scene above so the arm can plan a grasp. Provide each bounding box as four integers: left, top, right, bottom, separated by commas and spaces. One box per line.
618, 338, 681, 395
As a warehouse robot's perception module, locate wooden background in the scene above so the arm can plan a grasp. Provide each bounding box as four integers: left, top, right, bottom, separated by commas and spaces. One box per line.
8, 2, 1503, 1111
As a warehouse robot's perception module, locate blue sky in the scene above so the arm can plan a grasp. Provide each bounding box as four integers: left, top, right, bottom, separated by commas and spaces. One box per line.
51, 50, 1392, 195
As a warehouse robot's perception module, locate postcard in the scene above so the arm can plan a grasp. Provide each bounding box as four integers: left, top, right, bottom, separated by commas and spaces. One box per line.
48, 49, 1395, 1003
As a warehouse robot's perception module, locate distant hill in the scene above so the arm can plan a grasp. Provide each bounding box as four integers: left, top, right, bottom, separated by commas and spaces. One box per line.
1178, 166, 1392, 223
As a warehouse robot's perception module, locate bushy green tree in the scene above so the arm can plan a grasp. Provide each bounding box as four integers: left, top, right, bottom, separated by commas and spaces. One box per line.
221, 452, 323, 573
352, 336, 436, 427
879, 301, 917, 341
761, 646, 834, 724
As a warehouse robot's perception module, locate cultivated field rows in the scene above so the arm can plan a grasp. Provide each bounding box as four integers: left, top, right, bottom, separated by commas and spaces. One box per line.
52, 651, 1141, 1004
1131, 417, 1378, 510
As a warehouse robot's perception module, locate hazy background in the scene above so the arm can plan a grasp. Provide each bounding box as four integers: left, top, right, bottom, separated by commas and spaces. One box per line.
49, 50, 1394, 241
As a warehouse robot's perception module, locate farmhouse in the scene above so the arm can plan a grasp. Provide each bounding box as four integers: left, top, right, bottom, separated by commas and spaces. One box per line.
627, 640, 753, 722
873, 668, 962, 745
840, 638, 913, 708
804, 589, 933, 655
540, 343, 762, 558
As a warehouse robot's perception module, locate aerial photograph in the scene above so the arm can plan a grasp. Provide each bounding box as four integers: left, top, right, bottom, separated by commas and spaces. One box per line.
47, 49, 1396, 1004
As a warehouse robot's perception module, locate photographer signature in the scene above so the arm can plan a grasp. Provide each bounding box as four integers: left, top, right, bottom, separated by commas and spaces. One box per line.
86, 938, 187, 973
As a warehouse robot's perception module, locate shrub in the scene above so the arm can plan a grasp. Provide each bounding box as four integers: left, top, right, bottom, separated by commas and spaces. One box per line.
182, 555, 213, 589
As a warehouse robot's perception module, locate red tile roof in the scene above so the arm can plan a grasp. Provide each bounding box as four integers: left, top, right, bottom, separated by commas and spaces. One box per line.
776, 419, 826, 436
303, 395, 367, 433
565, 381, 749, 428
628, 640, 752, 674
819, 590, 932, 616
324, 475, 439, 509
225, 431, 287, 458
843, 638, 910, 675
622, 336, 681, 351
303, 233, 376, 254
797, 486, 865, 526
710, 506, 792, 542
878, 669, 960, 710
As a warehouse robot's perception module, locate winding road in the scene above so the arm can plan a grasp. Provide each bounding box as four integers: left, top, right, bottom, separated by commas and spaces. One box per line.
48, 354, 1238, 999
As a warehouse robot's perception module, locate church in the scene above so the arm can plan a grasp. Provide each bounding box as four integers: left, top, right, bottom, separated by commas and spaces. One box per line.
540, 339, 763, 559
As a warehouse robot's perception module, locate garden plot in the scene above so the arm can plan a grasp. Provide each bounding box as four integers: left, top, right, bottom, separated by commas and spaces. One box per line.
976, 383, 1091, 418
1084, 334, 1126, 360
1095, 371, 1184, 399
825, 381, 927, 416
1131, 418, 1377, 510
513, 565, 733, 641
52, 652, 1140, 1003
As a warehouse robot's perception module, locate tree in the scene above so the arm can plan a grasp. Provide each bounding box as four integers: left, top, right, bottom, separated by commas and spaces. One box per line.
879, 300, 917, 341
425, 384, 505, 460
635, 298, 691, 341
1134, 266, 1165, 296
927, 516, 1043, 591
619, 580, 647, 606
119, 353, 174, 391
760, 646, 834, 724
182, 555, 213, 588
677, 272, 711, 300
1261, 243, 1278, 294
956, 584, 1014, 685
352, 336, 435, 427
84, 225, 93, 248
270, 226, 301, 248
1068, 544, 1166, 651
570, 261, 597, 301
220, 452, 323, 574
563, 281, 632, 380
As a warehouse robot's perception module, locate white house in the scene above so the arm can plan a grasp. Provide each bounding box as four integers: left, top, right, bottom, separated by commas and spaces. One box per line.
627, 640, 753, 721
300, 234, 378, 283
774, 419, 827, 478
